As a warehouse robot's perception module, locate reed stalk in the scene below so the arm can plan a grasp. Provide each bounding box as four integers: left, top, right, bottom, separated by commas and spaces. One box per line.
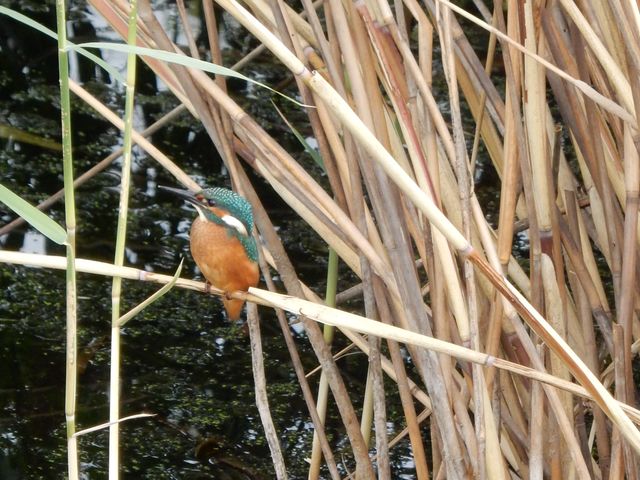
108, 2, 138, 477
246, 302, 288, 479
55, 1, 79, 478
9, 249, 640, 420
308, 247, 338, 479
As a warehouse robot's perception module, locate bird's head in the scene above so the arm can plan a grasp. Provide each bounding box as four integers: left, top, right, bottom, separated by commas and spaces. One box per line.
160, 186, 254, 237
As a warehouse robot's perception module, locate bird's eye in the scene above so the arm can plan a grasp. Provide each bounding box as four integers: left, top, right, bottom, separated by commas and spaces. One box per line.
197, 194, 216, 207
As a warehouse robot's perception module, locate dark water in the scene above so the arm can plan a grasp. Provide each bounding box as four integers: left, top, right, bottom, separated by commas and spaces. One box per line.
0, 1, 420, 478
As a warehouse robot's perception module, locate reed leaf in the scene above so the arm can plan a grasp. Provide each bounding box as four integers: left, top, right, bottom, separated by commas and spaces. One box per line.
0, 184, 67, 245
69, 42, 309, 107
118, 259, 184, 327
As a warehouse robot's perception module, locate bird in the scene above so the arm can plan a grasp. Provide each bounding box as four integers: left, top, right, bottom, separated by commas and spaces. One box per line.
161, 185, 260, 320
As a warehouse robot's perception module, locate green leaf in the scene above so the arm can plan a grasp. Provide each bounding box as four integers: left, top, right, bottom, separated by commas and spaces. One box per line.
0, 184, 67, 245
71, 42, 311, 107
118, 258, 184, 326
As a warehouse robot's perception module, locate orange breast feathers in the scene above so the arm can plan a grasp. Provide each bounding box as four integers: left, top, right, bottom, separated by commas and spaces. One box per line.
189, 217, 260, 319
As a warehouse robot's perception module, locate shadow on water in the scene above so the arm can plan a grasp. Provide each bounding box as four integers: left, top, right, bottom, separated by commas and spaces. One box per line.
0, 1, 409, 478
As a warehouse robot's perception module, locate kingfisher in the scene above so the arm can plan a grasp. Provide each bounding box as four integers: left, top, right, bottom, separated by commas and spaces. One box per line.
161, 185, 260, 320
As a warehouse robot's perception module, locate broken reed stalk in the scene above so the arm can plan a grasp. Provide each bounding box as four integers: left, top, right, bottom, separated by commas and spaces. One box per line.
55, 0, 79, 478
53, 0, 640, 476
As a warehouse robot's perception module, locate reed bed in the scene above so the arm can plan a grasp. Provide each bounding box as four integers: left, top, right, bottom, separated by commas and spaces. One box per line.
5, 0, 640, 477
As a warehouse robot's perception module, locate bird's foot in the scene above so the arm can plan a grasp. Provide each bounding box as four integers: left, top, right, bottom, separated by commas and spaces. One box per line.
203, 281, 212, 294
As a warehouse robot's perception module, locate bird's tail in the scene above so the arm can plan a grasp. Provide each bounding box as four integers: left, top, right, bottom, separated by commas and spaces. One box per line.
223, 298, 246, 320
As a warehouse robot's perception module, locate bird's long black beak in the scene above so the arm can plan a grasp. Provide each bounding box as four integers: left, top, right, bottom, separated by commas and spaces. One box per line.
158, 185, 200, 207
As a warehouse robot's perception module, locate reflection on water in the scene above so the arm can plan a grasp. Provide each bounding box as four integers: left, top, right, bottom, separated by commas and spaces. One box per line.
19, 230, 46, 255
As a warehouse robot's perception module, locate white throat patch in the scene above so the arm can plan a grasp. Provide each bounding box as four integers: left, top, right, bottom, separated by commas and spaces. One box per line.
221, 214, 248, 236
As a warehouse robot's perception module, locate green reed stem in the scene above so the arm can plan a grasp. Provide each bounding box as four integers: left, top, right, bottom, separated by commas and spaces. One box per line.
55, 1, 79, 478
109, 1, 138, 478
308, 247, 338, 478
